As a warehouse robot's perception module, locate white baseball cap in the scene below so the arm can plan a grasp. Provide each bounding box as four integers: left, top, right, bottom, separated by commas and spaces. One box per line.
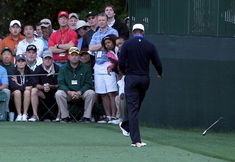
69, 13, 79, 19
10, 20, 21, 27
40, 18, 52, 27
132, 23, 144, 31
76, 20, 90, 30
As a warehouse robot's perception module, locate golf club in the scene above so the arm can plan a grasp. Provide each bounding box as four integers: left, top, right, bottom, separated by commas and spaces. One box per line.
202, 117, 223, 136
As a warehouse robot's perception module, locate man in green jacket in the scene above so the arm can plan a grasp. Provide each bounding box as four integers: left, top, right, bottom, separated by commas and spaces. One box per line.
55, 47, 96, 122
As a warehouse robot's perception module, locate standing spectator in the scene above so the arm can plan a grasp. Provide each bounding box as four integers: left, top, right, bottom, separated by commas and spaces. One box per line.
89, 13, 118, 123
0, 65, 11, 116
83, 11, 99, 48
105, 4, 129, 40
89, 12, 118, 52
49, 11, 78, 66
35, 24, 43, 38
25, 44, 42, 71
83, 11, 99, 69
29, 50, 60, 122
40, 18, 54, 51
9, 54, 35, 122
0, 20, 25, 63
55, 47, 96, 122
0, 47, 14, 75
16, 24, 44, 58
118, 24, 163, 147
68, 13, 79, 30
75, 20, 90, 50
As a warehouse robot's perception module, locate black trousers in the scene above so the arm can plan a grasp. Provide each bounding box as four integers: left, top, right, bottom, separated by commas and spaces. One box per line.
122, 75, 150, 143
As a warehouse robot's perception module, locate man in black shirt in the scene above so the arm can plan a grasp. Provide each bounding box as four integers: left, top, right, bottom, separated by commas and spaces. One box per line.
29, 50, 60, 121
119, 23, 163, 147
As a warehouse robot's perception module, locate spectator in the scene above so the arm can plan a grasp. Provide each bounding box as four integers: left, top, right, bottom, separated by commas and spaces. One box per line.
9, 54, 35, 122
25, 44, 42, 71
35, 24, 43, 38
79, 48, 91, 66
0, 47, 14, 75
0, 65, 11, 116
89, 12, 118, 123
105, 4, 129, 40
49, 11, 78, 67
101, 35, 118, 74
75, 20, 90, 50
40, 18, 54, 51
118, 24, 163, 147
0, 20, 25, 63
89, 12, 118, 52
114, 74, 126, 124
55, 47, 96, 123
16, 24, 44, 58
29, 50, 60, 122
83, 11, 99, 70
83, 11, 99, 48
68, 13, 79, 30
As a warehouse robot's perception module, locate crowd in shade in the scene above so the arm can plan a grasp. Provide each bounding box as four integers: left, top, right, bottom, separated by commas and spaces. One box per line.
0, 4, 129, 124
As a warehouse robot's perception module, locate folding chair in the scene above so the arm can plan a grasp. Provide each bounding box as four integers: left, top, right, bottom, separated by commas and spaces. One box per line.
39, 98, 57, 120
68, 99, 84, 122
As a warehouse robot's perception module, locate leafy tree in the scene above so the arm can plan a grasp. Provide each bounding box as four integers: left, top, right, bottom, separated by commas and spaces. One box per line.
0, 0, 128, 36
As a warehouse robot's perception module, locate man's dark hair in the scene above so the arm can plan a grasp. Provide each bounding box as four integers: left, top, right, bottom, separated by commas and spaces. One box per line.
104, 3, 116, 13
97, 12, 108, 20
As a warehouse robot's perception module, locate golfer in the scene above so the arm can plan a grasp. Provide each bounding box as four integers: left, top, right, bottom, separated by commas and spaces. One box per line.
118, 23, 163, 147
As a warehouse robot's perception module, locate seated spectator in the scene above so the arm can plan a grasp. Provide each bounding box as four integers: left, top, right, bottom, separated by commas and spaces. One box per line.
55, 47, 96, 123
0, 47, 14, 75
0, 65, 11, 116
9, 54, 35, 121
29, 50, 60, 122
25, 44, 42, 71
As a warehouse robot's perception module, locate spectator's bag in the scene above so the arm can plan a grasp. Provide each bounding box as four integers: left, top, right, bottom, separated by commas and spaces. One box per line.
0, 91, 7, 121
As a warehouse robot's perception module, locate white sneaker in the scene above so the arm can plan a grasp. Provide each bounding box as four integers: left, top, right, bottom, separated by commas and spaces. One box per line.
131, 142, 147, 148
52, 118, 60, 122
28, 115, 39, 122
119, 122, 130, 137
15, 114, 22, 122
108, 118, 121, 125
22, 114, 28, 122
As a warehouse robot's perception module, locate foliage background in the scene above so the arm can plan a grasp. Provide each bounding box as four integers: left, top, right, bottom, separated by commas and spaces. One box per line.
0, 0, 128, 36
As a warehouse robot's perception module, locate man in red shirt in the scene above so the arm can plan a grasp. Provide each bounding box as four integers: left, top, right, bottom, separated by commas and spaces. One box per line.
49, 11, 78, 66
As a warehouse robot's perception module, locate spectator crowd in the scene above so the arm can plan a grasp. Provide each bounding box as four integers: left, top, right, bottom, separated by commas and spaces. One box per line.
0, 4, 129, 124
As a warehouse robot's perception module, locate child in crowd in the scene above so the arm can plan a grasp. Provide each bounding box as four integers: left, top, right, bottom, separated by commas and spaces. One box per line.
101, 34, 118, 75
9, 54, 35, 121
95, 34, 118, 124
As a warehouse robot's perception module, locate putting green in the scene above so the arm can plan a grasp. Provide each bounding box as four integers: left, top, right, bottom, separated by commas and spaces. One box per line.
0, 122, 233, 162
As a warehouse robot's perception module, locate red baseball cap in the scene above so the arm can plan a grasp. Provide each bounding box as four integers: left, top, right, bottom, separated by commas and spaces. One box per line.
58, 11, 69, 18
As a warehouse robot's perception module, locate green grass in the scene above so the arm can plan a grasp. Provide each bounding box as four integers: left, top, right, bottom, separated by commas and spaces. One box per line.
0, 122, 234, 162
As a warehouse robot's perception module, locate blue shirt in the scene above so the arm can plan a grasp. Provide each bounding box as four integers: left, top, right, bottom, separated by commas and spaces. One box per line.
0, 65, 9, 85
40, 37, 49, 51
89, 26, 118, 46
